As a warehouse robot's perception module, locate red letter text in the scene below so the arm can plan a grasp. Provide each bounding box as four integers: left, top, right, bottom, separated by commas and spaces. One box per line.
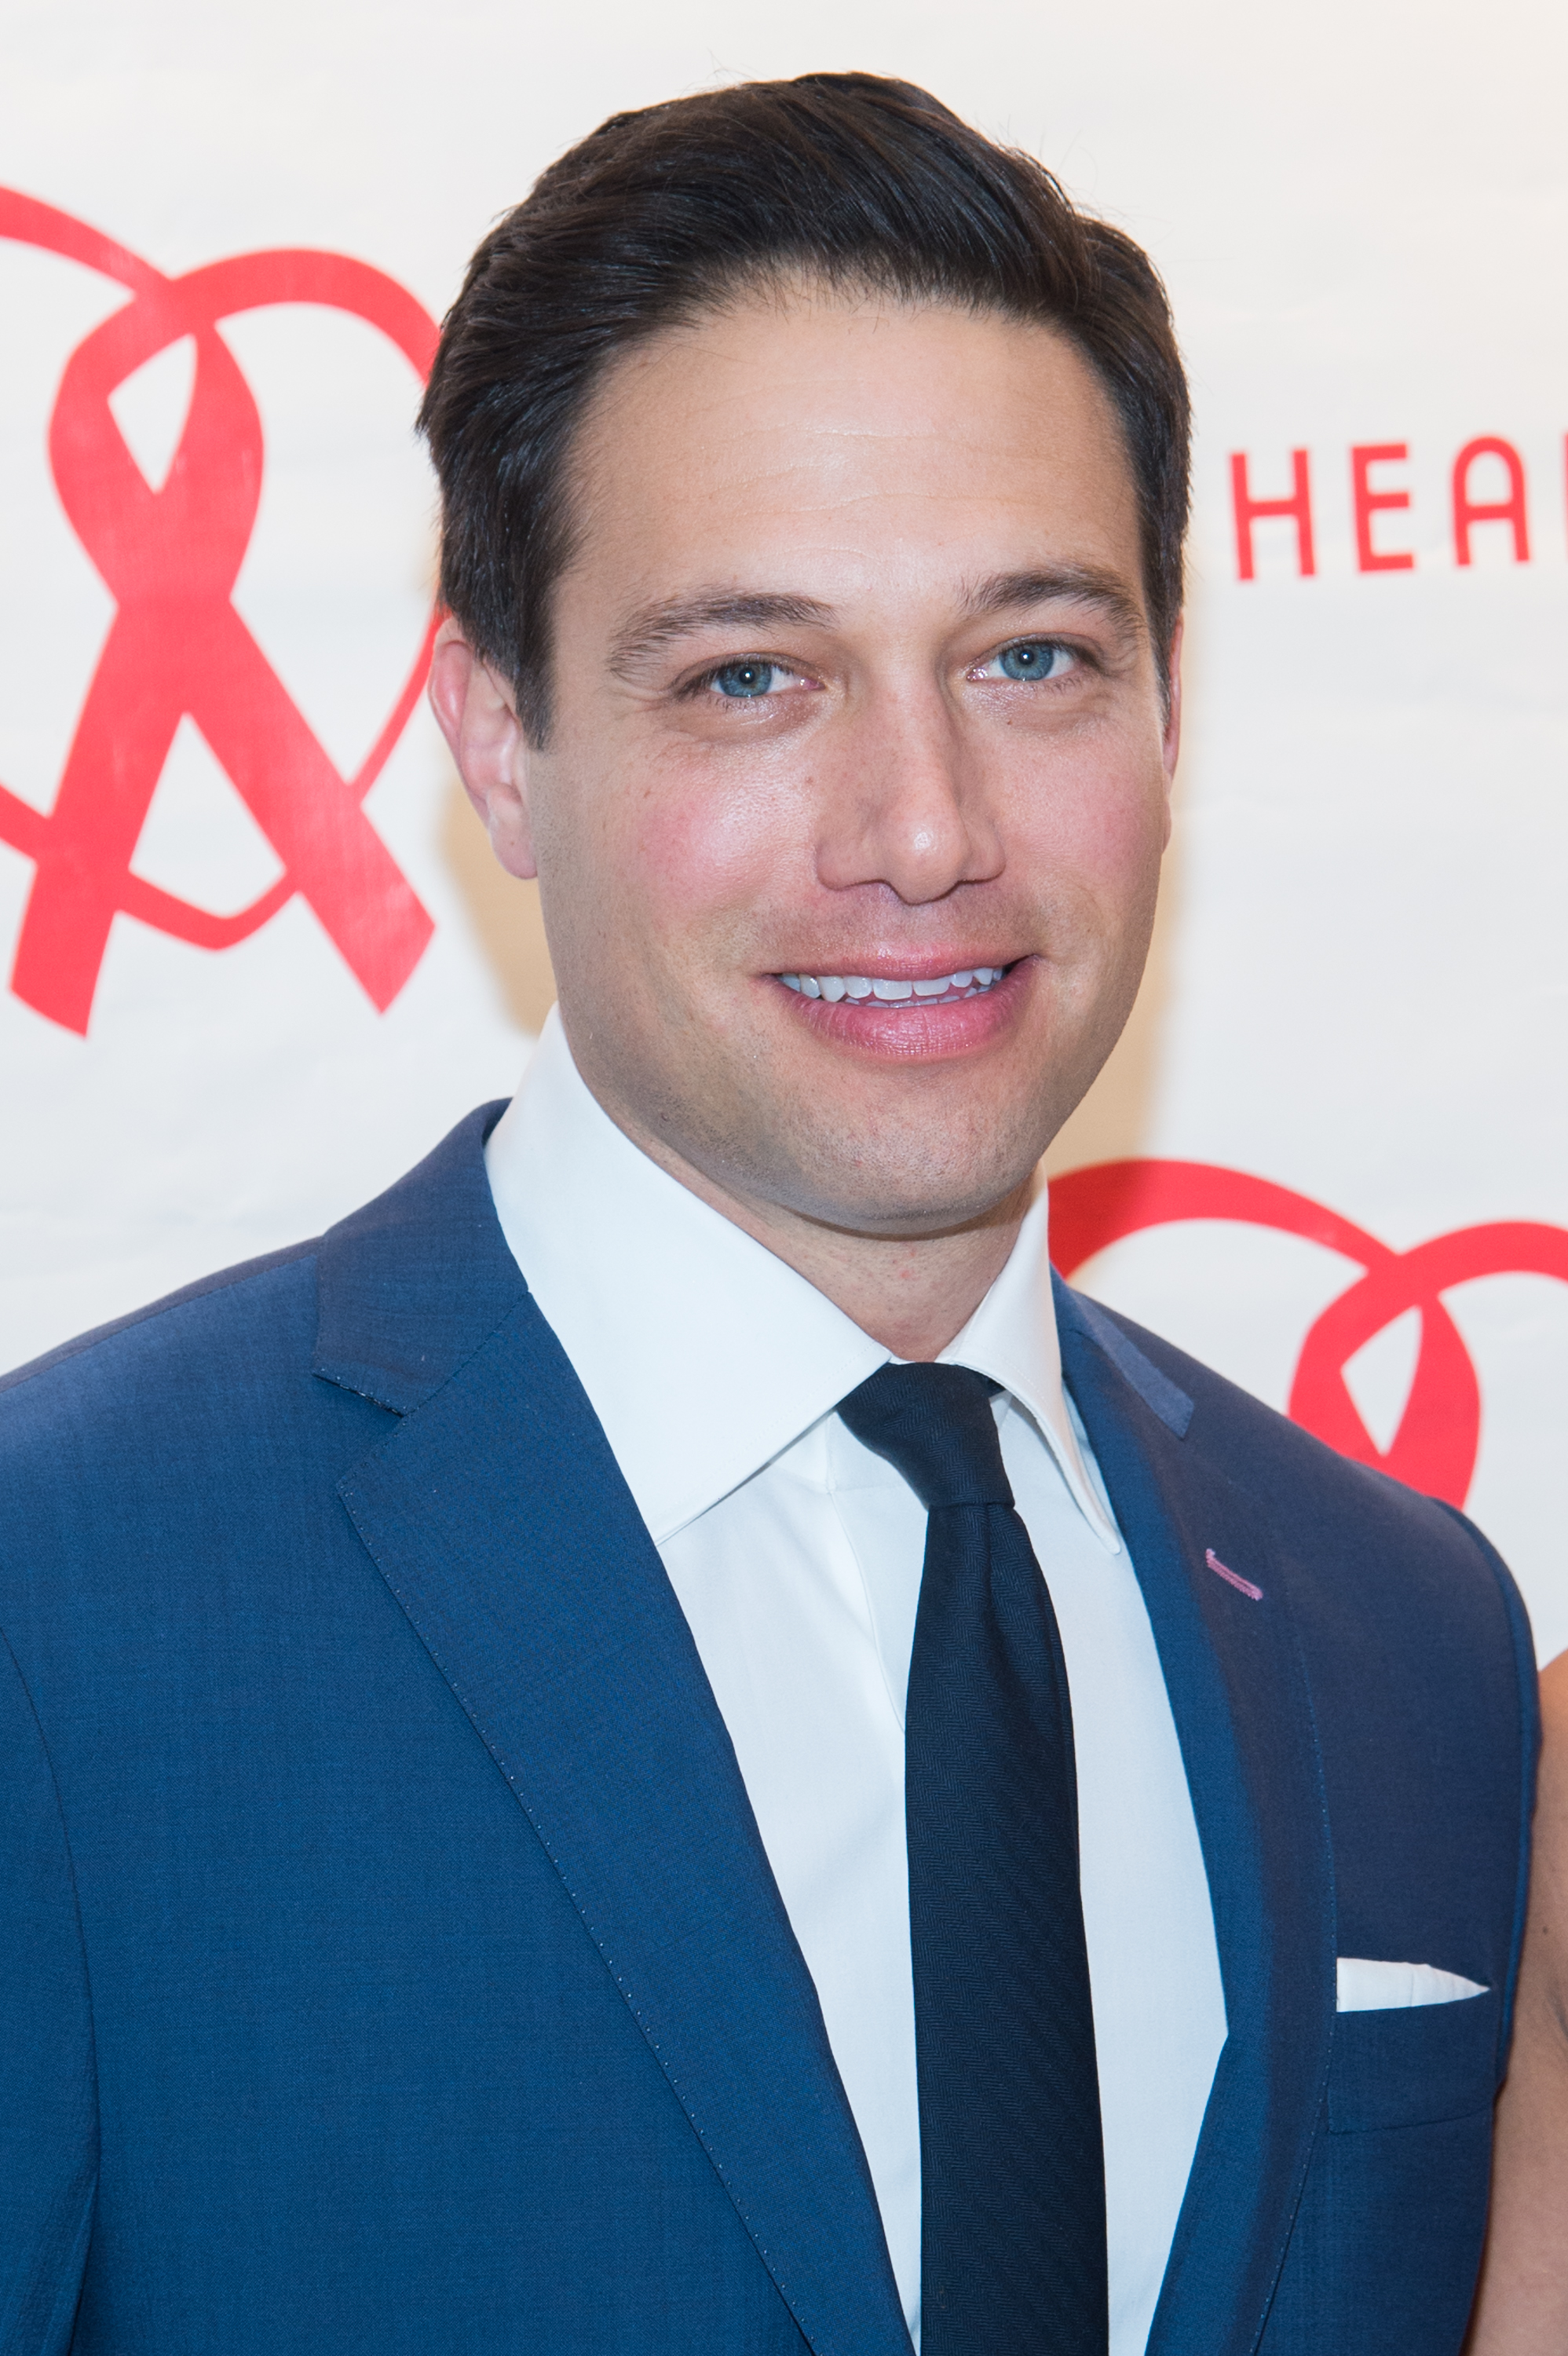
1351, 444, 1414, 573
1231, 449, 1315, 580
1452, 437, 1530, 565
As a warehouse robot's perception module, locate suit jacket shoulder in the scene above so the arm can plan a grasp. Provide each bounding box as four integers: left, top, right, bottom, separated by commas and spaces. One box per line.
0, 1103, 515, 1564
1070, 1286, 1538, 1812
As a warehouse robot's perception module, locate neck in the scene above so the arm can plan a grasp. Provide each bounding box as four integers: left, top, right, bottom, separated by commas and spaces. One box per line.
734, 1195, 1032, 1361
598, 1105, 1032, 1362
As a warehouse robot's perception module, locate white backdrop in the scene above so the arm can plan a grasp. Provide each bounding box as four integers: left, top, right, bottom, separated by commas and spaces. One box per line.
2, 1, 1564, 1652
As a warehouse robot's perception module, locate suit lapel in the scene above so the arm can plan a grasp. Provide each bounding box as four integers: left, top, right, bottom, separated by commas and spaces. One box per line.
316, 1123, 912, 2356
1054, 1280, 1335, 2356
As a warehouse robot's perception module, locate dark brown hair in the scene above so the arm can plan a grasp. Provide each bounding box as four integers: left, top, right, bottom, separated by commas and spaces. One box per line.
419, 71, 1189, 742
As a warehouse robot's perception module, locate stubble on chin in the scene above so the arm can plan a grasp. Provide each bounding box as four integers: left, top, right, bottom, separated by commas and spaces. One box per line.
612, 1019, 1060, 1244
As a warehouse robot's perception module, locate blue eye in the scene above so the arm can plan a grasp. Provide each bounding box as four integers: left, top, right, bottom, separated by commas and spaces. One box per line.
996, 641, 1068, 682
711, 660, 780, 698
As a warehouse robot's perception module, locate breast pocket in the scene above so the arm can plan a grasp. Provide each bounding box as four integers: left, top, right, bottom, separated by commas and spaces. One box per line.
1326, 1986, 1500, 2134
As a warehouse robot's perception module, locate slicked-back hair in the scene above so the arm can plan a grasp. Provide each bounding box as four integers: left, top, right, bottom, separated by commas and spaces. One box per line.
418, 72, 1190, 744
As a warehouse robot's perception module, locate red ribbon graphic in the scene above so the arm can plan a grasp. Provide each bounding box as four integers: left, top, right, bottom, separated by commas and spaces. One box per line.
0, 191, 438, 1033
1051, 1159, 1568, 1508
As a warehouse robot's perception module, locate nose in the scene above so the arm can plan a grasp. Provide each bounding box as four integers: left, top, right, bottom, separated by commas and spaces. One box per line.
813, 686, 1003, 906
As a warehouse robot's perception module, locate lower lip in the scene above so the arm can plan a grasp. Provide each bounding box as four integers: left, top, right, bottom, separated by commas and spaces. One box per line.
770, 961, 1033, 1061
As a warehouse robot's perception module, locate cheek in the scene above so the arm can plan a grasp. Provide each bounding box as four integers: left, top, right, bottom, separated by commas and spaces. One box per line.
609, 754, 813, 947
1009, 740, 1168, 934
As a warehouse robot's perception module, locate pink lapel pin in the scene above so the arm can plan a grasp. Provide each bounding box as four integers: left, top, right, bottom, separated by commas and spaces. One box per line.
1206, 1548, 1263, 1601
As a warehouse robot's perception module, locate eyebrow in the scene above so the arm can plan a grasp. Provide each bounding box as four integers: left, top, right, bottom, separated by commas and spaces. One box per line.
962, 565, 1146, 645
609, 591, 835, 676
605, 564, 1146, 676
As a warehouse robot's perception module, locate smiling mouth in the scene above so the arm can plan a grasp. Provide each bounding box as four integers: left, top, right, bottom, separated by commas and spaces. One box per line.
777, 963, 1012, 1006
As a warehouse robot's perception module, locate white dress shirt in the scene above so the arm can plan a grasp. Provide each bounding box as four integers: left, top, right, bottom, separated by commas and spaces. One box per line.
484, 1010, 1227, 2355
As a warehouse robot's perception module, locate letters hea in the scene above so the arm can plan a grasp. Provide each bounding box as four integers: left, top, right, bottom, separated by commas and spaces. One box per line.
1229, 434, 1539, 580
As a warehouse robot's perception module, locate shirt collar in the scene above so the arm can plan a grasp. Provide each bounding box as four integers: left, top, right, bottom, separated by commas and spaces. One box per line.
938, 1189, 1118, 1546
484, 1008, 1117, 1549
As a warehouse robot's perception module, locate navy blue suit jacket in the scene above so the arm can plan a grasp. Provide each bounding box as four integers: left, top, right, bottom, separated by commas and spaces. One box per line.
0, 1108, 1537, 2355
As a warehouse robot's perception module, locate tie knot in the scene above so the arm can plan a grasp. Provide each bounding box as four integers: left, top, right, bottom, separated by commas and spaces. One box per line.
837, 1361, 1014, 1513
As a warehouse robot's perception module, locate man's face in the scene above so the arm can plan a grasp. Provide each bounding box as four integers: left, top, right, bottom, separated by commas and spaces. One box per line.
461, 290, 1179, 1239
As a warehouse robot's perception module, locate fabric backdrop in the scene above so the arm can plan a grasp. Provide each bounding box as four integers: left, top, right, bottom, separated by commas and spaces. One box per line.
2, 0, 1564, 1656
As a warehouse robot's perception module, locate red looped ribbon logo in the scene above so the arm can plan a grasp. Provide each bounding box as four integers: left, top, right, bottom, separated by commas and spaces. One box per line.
1051, 1160, 1568, 1509
0, 190, 440, 1034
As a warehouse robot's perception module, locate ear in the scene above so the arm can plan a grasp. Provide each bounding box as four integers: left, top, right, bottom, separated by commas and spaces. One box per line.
427, 616, 538, 880
1159, 617, 1184, 847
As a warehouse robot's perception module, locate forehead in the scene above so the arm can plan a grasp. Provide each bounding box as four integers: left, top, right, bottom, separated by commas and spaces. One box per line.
564, 291, 1145, 612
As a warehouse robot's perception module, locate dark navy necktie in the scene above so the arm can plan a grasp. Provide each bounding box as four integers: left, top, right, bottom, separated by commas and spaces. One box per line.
837, 1361, 1108, 2356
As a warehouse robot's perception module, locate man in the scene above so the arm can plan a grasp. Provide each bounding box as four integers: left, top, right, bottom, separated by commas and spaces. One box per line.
0, 73, 1539, 2356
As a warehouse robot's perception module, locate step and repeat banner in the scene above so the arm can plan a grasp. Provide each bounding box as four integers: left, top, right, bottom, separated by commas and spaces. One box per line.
2, 2, 1564, 1653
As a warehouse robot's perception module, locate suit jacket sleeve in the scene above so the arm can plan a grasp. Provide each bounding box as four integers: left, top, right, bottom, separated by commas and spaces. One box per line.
0, 1627, 97, 2353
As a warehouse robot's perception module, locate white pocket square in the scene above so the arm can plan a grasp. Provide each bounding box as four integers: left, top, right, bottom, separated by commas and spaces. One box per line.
1336, 1957, 1488, 2012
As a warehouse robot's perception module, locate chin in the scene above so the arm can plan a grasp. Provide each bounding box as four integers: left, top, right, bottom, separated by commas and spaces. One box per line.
767, 1107, 1053, 1238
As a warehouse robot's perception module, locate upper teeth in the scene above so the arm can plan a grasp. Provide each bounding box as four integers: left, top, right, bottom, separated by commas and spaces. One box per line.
779, 966, 1006, 1001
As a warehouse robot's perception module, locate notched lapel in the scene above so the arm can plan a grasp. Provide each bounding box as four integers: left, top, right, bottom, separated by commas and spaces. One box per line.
1056, 1286, 1335, 2356
336, 1286, 912, 2356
